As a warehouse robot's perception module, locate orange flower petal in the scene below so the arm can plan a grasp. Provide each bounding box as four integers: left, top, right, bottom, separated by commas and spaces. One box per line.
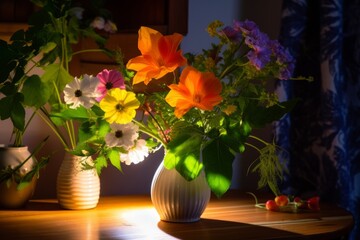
165, 66, 223, 118
127, 27, 186, 85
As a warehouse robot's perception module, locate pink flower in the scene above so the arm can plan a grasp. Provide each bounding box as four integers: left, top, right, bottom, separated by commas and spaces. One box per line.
96, 69, 125, 101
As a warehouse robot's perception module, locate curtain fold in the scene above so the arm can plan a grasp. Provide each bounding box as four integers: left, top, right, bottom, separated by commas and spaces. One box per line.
275, 0, 359, 239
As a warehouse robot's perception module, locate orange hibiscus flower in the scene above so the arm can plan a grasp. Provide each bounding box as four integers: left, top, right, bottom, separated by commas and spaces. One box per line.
126, 27, 187, 85
165, 66, 223, 118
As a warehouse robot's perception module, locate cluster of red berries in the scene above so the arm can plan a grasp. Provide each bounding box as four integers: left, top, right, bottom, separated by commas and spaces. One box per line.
265, 195, 320, 212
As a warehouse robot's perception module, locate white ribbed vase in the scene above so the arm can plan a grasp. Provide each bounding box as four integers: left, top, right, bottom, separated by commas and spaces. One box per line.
56, 153, 100, 210
151, 161, 211, 222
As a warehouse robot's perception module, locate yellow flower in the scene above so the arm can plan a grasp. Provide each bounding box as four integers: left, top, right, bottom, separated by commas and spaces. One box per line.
222, 105, 237, 115
100, 88, 140, 124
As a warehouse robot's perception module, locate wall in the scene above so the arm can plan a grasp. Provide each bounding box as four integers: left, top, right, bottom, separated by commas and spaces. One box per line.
0, 0, 283, 198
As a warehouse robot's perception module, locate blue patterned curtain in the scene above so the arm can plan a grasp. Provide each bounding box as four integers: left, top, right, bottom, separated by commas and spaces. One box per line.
275, 0, 359, 239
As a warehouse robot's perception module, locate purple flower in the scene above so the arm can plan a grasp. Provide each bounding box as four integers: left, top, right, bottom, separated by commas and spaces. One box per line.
234, 19, 259, 35
220, 26, 242, 43
278, 62, 295, 80
247, 47, 271, 70
245, 30, 270, 51
269, 40, 295, 79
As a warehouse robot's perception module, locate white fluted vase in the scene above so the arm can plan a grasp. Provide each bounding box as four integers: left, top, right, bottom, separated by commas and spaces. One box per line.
57, 153, 100, 210
151, 161, 211, 222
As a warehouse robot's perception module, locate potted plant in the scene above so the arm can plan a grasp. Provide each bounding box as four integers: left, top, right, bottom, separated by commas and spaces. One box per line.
0, 0, 116, 208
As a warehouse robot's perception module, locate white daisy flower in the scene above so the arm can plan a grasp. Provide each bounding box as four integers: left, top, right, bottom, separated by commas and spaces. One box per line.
105, 123, 139, 149
120, 139, 149, 165
63, 74, 101, 109
90, 17, 105, 30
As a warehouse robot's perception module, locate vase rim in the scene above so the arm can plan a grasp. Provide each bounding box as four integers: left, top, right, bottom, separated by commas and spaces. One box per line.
0, 145, 29, 150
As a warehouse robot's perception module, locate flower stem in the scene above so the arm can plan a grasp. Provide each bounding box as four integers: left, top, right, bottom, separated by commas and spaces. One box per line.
132, 119, 166, 147
249, 135, 269, 146
245, 142, 261, 153
38, 107, 70, 151
72, 49, 107, 56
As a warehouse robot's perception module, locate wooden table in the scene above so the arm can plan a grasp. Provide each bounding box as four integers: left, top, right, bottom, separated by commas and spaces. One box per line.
0, 193, 353, 240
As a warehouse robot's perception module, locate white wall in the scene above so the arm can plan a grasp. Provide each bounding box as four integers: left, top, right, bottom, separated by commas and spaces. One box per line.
181, 0, 241, 53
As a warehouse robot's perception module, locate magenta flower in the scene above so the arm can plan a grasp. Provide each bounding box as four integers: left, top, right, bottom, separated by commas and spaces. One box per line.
96, 69, 126, 101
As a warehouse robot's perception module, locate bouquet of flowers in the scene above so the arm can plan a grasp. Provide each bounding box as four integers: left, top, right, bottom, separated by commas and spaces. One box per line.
2, 0, 304, 198
57, 19, 303, 197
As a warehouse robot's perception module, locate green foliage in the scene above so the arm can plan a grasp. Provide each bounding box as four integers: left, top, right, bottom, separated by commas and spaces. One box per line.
203, 138, 234, 197
164, 123, 204, 180
250, 142, 287, 196
22, 75, 51, 108
0, 0, 114, 147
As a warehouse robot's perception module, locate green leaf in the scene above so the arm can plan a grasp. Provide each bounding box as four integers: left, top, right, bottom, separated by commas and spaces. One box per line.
94, 155, 107, 175
50, 106, 90, 122
0, 96, 12, 119
108, 148, 122, 172
22, 74, 51, 107
41, 63, 73, 103
71, 142, 97, 156
78, 121, 96, 144
164, 128, 203, 181
203, 138, 234, 197
11, 100, 25, 131
246, 99, 298, 128
10, 29, 26, 41
40, 42, 56, 53
0, 92, 25, 130
221, 119, 251, 153
97, 119, 110, 138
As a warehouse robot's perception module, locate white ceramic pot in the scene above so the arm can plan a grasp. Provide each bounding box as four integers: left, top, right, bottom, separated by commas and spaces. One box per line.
151, 161, 211, 222
0, 146, 37, 209
57, 152, 100, 210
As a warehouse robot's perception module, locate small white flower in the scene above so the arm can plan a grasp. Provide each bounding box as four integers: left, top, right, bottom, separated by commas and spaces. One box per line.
120, 139, 149, 165
90, 17, 105, 30
63, 74, 101, 109
104, 20, 117, 33
105, 123, 139, 149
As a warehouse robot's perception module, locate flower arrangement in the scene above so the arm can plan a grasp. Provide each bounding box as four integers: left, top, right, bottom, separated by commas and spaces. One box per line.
118, 20, 301, 197
54, 19, 305, 198
1, 0, 307, 198
61, 21, 295, 199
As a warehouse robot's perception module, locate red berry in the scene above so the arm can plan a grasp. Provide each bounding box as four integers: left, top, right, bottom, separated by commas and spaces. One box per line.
307, 196, 320, 210
275, 195, 289, 206
265, 200, 279, 211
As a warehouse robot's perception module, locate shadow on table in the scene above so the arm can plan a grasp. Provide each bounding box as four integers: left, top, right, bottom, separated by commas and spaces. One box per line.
158, 218, 305, 240
0, 199, 62, 211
